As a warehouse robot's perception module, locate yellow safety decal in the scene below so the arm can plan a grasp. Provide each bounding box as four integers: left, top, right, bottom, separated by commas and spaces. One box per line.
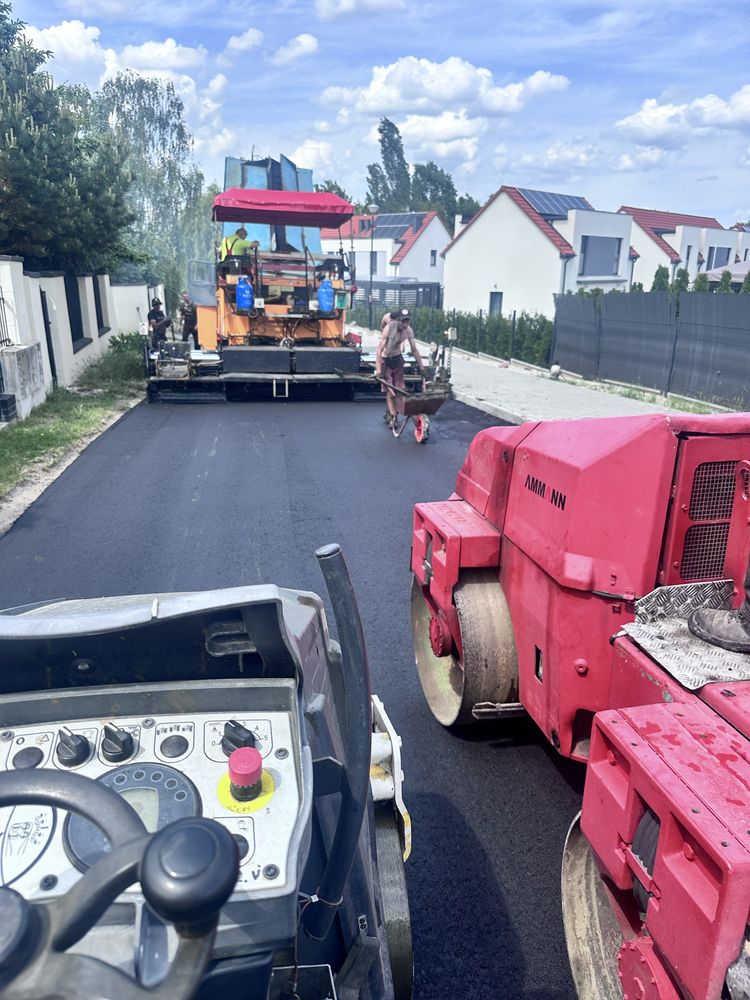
216, 770, 275, 814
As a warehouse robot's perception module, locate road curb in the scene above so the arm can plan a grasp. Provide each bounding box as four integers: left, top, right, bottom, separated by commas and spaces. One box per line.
452, 390, 525, 425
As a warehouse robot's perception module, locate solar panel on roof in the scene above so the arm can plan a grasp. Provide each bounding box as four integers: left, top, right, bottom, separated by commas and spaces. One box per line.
517, 188, 592, 220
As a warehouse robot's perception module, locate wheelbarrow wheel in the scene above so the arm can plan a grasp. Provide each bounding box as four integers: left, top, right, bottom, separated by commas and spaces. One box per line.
414, 415, 430, 444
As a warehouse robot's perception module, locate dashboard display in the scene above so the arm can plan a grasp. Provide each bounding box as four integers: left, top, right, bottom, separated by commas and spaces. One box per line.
120, 787, 159, 833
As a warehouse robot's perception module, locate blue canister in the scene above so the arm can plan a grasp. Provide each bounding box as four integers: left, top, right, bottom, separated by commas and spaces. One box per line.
318, 277, 334, 313
236, 276, 254, 310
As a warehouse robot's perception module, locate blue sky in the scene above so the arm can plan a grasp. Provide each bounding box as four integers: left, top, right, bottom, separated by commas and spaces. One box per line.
17, 0, 750, 224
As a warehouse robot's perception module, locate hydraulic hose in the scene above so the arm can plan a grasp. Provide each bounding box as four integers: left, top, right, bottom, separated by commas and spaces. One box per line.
303, 543, 373, 940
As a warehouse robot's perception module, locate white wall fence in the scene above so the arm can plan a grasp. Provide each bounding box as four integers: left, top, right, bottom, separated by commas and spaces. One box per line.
0, 254, 163, 426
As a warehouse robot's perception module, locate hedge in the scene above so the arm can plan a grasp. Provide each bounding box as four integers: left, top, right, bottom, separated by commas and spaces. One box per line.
348, 304, 553, 368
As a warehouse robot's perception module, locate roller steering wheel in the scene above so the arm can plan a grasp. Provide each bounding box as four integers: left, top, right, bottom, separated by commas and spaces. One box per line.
0, 769, 239, 1000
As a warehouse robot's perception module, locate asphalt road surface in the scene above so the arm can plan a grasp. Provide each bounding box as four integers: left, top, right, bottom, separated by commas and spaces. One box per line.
0, 398, 583, 1000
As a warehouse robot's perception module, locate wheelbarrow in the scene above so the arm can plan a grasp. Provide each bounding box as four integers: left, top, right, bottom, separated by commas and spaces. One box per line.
377, 375, 452, 444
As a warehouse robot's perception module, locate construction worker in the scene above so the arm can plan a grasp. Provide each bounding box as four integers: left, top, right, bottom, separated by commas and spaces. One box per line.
376, 308, 425, 428
220, 227, 259, 260
178, 291, 198, 348
147, 297, 172, 351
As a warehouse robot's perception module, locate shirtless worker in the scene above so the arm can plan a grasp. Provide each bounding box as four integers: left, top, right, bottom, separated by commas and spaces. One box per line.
375, 307, 425, 428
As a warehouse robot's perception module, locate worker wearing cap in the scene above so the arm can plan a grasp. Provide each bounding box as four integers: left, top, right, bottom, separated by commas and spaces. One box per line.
220, 227, 260, 260
147, 297, 172, 351
376, 308, 425, 429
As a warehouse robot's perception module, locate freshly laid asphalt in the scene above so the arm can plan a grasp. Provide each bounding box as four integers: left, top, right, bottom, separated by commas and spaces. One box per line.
0, 397, 582, 999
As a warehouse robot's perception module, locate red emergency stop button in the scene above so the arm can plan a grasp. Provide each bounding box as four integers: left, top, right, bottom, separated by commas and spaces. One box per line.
228, 747, 263, 802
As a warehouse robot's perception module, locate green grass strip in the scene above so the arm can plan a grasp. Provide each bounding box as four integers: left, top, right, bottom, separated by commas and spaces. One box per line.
0, 333, 145, 500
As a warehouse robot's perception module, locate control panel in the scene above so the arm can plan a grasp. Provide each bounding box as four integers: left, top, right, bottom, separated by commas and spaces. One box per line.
0, 710, 301, 902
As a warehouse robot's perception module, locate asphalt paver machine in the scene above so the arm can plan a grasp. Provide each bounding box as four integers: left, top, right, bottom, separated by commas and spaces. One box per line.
0, 544, 412, 1000
410, 412, 750, 1000
147, 189, 422, 403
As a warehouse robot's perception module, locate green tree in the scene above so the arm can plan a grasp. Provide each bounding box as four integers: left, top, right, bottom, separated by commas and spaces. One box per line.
314, 179, 352, 203
717, 269, 734, 293
94, 71, 203, 308
671, 267, 689, 292
178, 181, 220, 267
0, 4, 133, 272
740, 270, 750, 294
631, 281, 644, 293
692, 271, 710, 292
411, 161, 457, 226
651, 265, 670, 291
456, 193, 481, 219
366, 117, 410, 211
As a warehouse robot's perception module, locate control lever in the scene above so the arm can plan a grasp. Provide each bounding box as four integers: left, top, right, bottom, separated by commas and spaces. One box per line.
303, 543, 372, 941
0, 769, 239, 1000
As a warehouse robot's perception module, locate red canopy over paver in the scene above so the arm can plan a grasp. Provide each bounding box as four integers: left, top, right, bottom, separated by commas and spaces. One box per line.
213, 189, 354, 228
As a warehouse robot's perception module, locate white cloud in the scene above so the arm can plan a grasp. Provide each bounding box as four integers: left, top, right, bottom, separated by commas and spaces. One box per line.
24, 20, 112, 73
290, 138, 333, 170
270, 34, 318, 67
398, 109, 488, 145
518, 139, 601, 171
613, 145, 668, 171
219, 27, 263, 65
321, 57, 568, 117
315, 0, 405, 17
617, 85, 750, 147
396, 110, 487, 166
118, 37, 208, 71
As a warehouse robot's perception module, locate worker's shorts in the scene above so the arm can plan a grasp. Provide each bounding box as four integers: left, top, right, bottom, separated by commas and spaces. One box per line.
381, 358, 405, 394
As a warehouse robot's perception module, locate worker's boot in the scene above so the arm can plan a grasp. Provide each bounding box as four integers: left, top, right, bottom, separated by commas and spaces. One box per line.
688, 560, 750, 653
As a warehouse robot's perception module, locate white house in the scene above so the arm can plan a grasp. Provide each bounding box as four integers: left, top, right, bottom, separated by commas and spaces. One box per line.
618, 206, 735, 285
442, 186, 636, 318
730, 224, 750, 265
320, 211, 451, 284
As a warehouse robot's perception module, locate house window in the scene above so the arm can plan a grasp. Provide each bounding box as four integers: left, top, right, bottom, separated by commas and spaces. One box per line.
706, 247, 715, 270
370, 250, 378, 275
685, 245, 692, 263
713, 247, 731, 269
489, 291, 502, 316
745, 249, 749, 261
578, 235, 622, 276
430, 250, 437, 267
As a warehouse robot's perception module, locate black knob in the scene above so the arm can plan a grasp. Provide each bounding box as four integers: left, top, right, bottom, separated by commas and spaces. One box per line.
101, 724, 134, 763
221, 720, 255, 756
12, 747, 44, 769
55, 727, 90, 768
160, 735, 189, 759
140, 819, 239, 928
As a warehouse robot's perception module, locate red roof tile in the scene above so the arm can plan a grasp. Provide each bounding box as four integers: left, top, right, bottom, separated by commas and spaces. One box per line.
441, 186, 579, 258
618, 206, 725, 264
390, 211, 439, 264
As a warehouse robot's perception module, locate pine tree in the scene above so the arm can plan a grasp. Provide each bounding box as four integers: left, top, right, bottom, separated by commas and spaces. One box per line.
692, 272, 710, 292
365, 118, 410, 211
671, 268, 689, 293
740, 271, 750, 294
717, 269, 733, 293
651, 265, 670, 291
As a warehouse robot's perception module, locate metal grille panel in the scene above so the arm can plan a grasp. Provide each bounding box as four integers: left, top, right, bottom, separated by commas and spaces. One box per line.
294, 348, 360, 374
680, 523, 729, 580
689, 461, 736, 520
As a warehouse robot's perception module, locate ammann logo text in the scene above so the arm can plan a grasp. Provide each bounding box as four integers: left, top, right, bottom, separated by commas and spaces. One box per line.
524, 474, 567, 511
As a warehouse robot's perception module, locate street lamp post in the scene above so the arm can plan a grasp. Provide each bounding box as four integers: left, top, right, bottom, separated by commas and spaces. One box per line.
367, 202, 378, 330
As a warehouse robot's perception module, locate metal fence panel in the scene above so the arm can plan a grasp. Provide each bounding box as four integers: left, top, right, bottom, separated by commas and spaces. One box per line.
598, 292, 674, 391
552, 294, 598, 378
353, 280, 442, 311
670, 293, 750, 407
